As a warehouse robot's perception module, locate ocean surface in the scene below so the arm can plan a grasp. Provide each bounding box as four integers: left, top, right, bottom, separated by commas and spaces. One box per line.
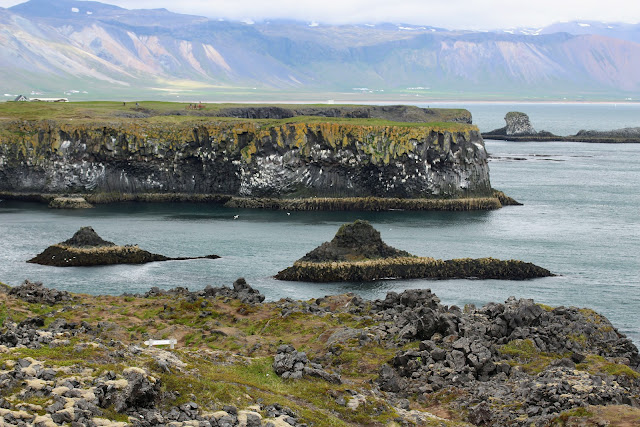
0, 103, 638, 346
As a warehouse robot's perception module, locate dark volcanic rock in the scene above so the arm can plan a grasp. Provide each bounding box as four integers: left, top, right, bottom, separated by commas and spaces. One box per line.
7, 280, 72, 305
28, 227, 219, 267
0, 117, 490, 200
136, 277, 265, 305
370, 291, 640, 425
63, 226, 115, 248
273, 344, 341, 384
301, 220, 412, 262
276, 220, 553, 282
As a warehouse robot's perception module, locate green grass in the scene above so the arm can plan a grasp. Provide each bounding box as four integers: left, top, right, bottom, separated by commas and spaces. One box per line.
158, 354, 397, 426
0, 101, 475, 131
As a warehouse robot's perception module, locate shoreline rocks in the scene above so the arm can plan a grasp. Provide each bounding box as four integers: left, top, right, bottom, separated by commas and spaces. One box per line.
0, 191, 512, 211
483, 111, 640, 143
28, 226, 219, 267
276, 220, 553, 282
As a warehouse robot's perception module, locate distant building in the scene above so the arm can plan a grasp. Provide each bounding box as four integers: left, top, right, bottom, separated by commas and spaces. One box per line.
29, 97, 69, 102
14, 95, 28, 102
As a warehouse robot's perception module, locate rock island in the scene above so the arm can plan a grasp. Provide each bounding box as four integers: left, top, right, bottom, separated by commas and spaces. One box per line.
276, 220, 552, 281
28, 226, 219, 267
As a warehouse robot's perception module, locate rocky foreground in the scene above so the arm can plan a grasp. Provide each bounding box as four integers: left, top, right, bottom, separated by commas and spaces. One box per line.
1, 279, 639, 426
276, 220, 552, 282
28, 227, 219, 267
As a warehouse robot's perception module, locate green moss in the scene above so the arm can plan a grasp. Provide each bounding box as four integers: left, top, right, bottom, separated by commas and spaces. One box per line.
536, 303, 554, 312
577, 355, 640, 379
499, 339, 565, 374
568, 333, 587, 346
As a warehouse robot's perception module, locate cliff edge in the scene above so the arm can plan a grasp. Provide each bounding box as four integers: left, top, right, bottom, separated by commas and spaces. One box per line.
0, 104, 493, 201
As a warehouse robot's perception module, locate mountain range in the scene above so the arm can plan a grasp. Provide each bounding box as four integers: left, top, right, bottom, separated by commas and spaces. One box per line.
2, 0, 640, 100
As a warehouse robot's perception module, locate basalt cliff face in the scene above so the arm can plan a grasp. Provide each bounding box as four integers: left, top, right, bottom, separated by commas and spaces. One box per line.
0, 120, 491, 199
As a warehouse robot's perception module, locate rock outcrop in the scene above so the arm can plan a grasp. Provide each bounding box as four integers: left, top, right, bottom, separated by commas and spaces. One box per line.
0, 117, 492, 200
483, 112, 640, 143
7, 280, 72, 305
273, 344, 341, 383
276, 220, 553, 281
370, 290, 640, 426
28, 226, 219, 267
300, 219, 411, 262
575, 127, 640, 141
486, 111, 538, 136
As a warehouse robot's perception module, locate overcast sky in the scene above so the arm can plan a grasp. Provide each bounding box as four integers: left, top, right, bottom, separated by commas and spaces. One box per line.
1, 0, 640, 30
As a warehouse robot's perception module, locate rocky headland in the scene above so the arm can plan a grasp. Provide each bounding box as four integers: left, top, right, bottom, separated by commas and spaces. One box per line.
276, 220, 552, 282
483, 112, 640, 143
28, 226, 219, 267
0, 103, 517, 211
0, 279, 638, 426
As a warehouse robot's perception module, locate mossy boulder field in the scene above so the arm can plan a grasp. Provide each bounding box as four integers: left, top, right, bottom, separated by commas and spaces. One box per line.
276, 220, 553, 282
0, 102, 503, 209
0, 280, 639, 426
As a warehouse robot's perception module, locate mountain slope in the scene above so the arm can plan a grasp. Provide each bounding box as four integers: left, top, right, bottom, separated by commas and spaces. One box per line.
2, 0, 640, 99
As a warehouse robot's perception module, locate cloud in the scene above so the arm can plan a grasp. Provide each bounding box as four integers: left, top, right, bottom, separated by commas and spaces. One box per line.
2, 0, 640, 29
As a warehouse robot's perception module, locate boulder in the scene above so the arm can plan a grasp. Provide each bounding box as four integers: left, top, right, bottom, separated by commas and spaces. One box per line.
273, 344, 341, 384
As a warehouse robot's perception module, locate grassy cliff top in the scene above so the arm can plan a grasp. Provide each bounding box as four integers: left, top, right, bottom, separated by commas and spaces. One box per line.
0, 101, 475, 132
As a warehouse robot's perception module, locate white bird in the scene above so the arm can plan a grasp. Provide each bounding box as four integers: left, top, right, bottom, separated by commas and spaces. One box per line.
233, 215, 239, 219
286, 212, 291, 216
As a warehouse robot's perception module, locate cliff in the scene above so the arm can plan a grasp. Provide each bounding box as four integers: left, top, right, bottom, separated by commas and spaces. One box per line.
0, 115, 492, 200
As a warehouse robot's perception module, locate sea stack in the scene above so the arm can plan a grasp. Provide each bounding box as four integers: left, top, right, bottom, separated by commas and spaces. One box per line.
276, 220, 553, 282
28, 226, 219, 267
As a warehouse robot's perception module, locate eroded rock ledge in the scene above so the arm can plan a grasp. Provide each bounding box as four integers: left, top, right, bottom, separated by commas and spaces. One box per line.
0, 118, 493, 201
28, 226, 219, 267
276, 220, 552, 281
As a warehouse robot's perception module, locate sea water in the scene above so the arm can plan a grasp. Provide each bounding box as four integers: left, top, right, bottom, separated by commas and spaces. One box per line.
0, 106, 638, 345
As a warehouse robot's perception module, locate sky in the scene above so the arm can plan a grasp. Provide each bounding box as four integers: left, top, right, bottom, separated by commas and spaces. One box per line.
1, 0, 640, 30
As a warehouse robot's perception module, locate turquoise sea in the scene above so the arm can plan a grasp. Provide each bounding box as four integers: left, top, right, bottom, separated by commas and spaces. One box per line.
0, 103, 638, 345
